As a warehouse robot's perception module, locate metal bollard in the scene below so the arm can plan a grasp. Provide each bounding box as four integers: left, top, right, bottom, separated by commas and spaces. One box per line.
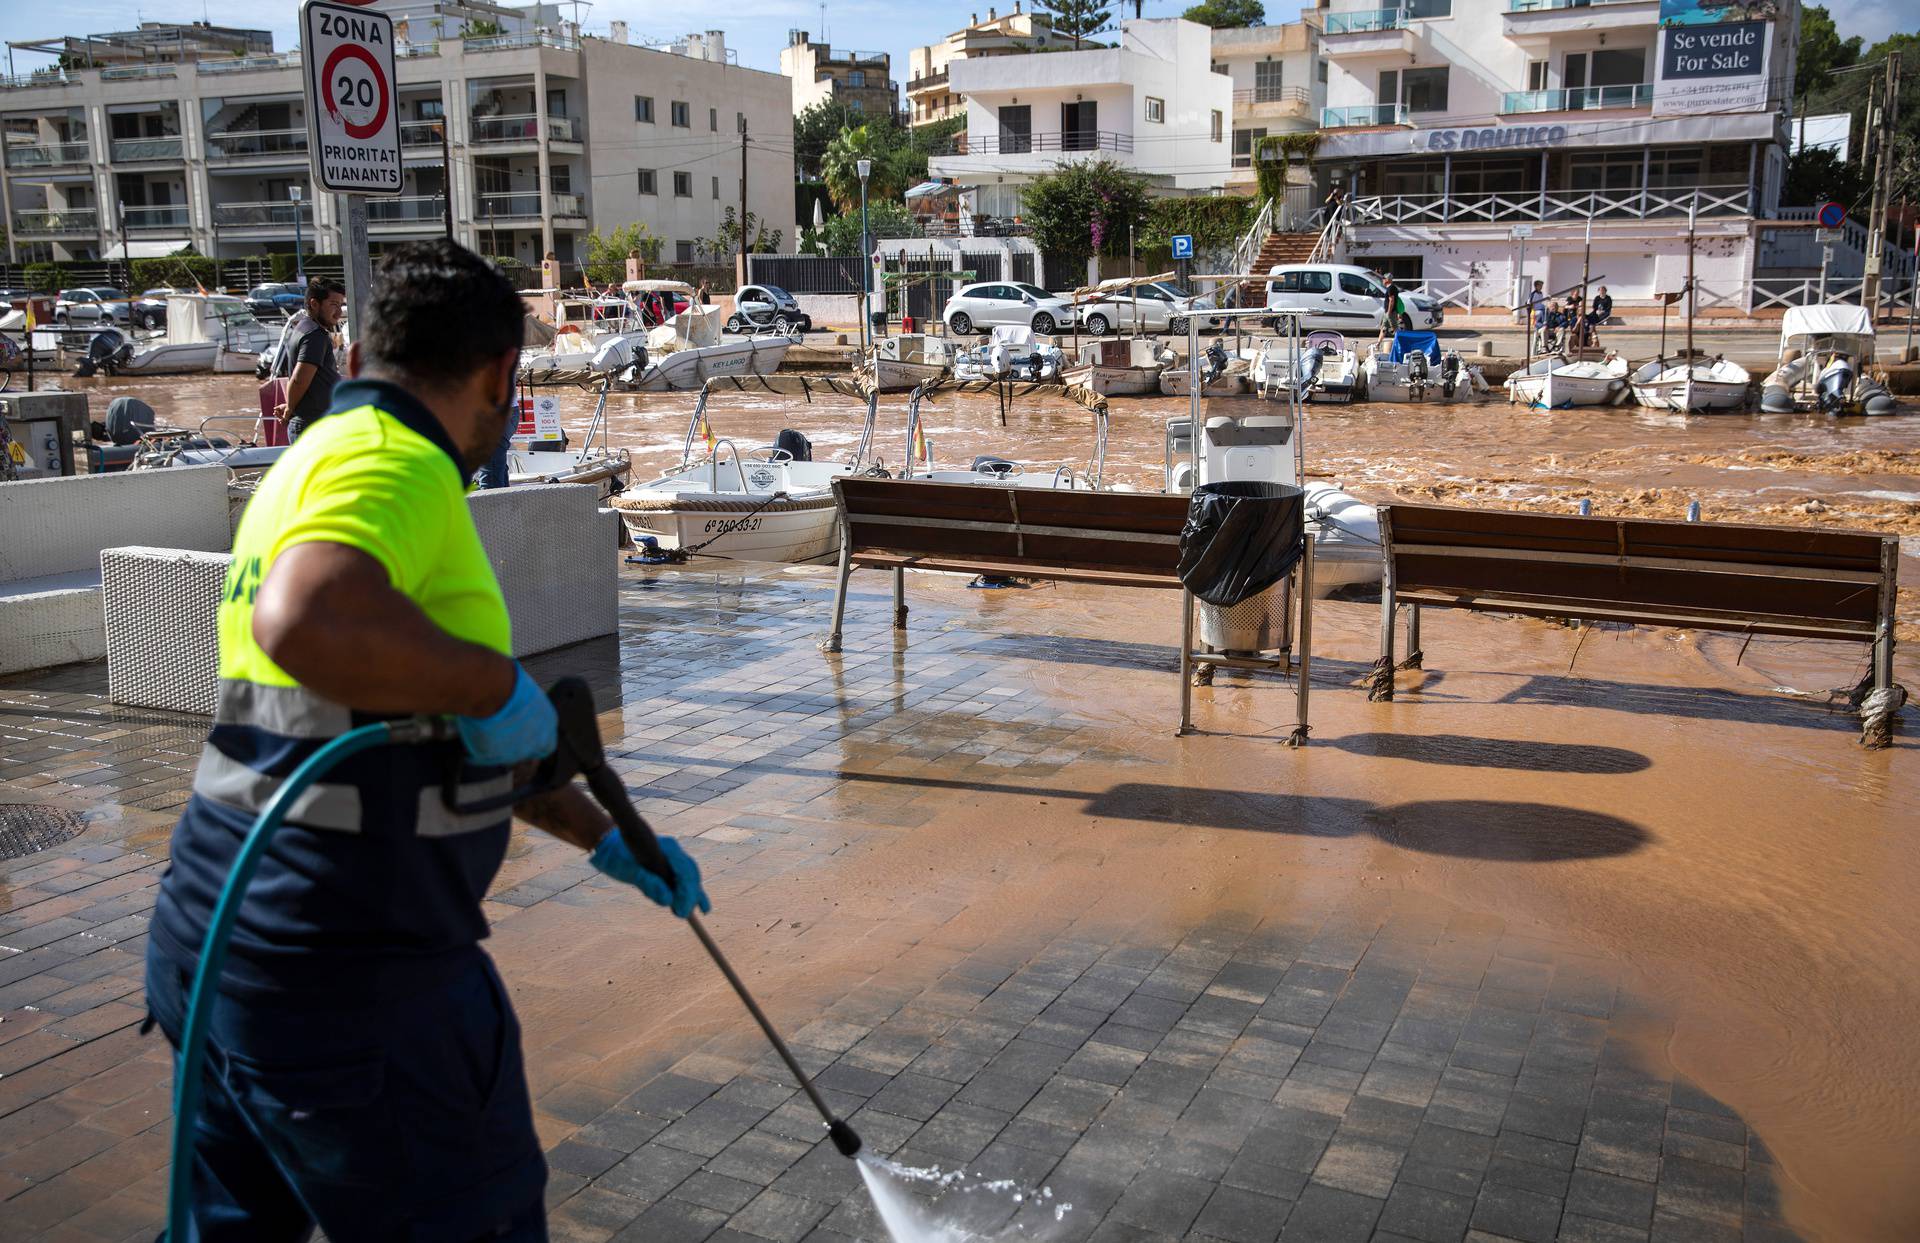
1687, 500, 1701, 522
1578, 499, 1592, 517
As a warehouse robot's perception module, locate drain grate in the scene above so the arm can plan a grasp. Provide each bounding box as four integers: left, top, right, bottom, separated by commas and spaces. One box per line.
0, 805, 88, 861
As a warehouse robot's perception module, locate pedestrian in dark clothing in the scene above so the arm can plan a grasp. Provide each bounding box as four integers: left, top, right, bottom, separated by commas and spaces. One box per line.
278, 278, 345, 441
1587, 286, 1613, 343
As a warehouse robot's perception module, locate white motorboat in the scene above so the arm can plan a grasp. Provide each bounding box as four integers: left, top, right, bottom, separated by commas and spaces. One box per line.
1505, 352, 1629, 407
1292, 331, 1360, 403
951, 326, 1065, 382
509, 337, 637, 499
895, 384, 1111, 491
75, 294, 275, 377
1159, 341, 1246, 396
1759, 306, 1898, 416
867, 334, 951, 392
609, 387, 880, 563
1064, 337, 1172, 397
619, 280, 792, 391
1361, 330, 1478, 403
1629, 356, 1751, 413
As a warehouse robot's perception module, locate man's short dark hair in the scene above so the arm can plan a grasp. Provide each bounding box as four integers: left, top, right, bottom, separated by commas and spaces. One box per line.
305, 277, 345, 304
361, 240, 523, 385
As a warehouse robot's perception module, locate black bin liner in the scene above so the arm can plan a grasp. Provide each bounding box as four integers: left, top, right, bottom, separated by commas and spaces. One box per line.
1177, 481, 1306, 608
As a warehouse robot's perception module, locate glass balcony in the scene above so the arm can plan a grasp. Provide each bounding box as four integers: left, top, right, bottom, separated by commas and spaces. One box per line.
463, 31, 579, 53
1508, 0, 1648, 10
12, 209, 97, 235
5, 141, 90, 168
111, 136, 184, 162
471, 114, 574, 143
1324, 8, 1408, 35
206, 128, 308, 160
211, 201, 314, 227
551, 192, 584, 218
123, 205, 190, 230
198, 52, 301, 75
1321, 104, 1408, 127
400, 119, 446, 146
368, 195, 446, 223
476, 192, 543, 220
1502, 83, 1653, 113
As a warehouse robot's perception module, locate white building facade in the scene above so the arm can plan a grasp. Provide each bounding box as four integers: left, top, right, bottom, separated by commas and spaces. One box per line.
1, 9, 793, 271
1209, 22, 1325, 201
1312, 0, 1799, 308
928, 18, 1233, 221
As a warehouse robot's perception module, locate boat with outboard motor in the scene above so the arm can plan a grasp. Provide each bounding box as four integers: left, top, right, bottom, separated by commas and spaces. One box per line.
866, 334, 952, 392
1063, 337, 1174, 397
1159, 340, 1247, 396
1629, 355, 1751, 413
1362, 330, 1482, 403
619, 279, 793, 391
73, 294, 276, 377
951, 325, 1065, 382
1759, 306, 1898, 416
1505, 352, 1629, 408
610, 381, 881, 563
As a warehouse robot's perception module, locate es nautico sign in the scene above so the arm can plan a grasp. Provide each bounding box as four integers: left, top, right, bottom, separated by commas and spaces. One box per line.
1418, 125, 1570, 153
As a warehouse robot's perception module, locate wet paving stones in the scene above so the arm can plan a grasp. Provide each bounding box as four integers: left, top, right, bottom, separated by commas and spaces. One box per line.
0, 565, 1817, 1241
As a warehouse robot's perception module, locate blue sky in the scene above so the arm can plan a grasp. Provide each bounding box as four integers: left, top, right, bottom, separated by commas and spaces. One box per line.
5, 0, 1908, 79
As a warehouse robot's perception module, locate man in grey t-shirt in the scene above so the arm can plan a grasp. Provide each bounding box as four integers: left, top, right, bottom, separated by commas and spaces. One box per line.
278, 278, 345, 441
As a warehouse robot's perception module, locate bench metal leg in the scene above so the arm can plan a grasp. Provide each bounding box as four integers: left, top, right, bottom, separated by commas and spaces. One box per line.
821, 538, 854, 653
1369, 588, 1397, 702
1400, 604, 1423, 670
1289, 535, 1314, 747
1178, 589, 1194, 735
1861, 539, 1902, 748
892, 566, 908, 631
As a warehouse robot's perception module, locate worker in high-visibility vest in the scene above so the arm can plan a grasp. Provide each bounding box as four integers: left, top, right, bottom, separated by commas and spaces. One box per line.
146, 240, 708, 1240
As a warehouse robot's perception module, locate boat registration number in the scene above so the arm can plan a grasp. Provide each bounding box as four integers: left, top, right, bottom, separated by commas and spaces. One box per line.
704, 517, 761, 533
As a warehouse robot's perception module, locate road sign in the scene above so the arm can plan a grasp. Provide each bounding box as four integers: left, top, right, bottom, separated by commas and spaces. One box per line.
302, 0, 402, 194
1510, 224, 1534, 240
1170, 234, 1194, 260
1816, 200, 1846, 230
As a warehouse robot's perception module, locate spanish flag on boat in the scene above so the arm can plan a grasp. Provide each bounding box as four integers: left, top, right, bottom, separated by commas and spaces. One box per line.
695, 407, 717, 454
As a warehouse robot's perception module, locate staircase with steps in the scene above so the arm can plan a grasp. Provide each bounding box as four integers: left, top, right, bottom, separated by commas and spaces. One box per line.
1236, 230, 1320, 301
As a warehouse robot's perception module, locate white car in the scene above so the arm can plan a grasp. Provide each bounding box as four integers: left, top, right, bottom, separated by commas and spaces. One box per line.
1077, 281, 1225, 336
943, 281, 1077, 336
1264, 264, 1442, 332
54, 287, 132, 325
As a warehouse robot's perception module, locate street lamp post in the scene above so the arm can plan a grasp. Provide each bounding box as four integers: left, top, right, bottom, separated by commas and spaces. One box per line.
289, 184, 305, 285
857, 157, 872, 353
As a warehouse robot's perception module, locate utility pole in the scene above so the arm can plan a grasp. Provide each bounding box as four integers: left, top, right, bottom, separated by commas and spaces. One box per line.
1862, 51, 1901, 321
439, 121, 454, 239
738, 118, 749, 290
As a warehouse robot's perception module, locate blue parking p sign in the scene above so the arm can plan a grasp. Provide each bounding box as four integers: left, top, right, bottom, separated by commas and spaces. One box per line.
1170, 234, 1194, 260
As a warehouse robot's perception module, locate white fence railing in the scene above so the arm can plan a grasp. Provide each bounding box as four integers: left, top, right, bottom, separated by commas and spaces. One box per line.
1350, 184, 1750, 225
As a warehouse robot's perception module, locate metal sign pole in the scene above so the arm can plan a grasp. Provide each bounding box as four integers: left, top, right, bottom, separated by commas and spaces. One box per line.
342, 195, 371, 337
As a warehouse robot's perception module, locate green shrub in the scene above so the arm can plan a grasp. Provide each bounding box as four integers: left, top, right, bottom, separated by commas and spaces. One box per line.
131, 254, 218, 291
24, 262, 66, 293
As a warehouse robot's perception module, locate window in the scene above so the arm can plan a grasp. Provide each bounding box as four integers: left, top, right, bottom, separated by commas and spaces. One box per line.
712, 175, 720, 199
1211, 110, 1223, 143
1405, 0, 1452, 15
546, 88, 567, 118
710, 107, 718, 131
1210, 61, 1226, 76
418, 98, 445, 120
1527, 60, 1548, 91
676, 241, 694, 264
1232, 127, 1267, 169
634, 96, 654, 123
673, 171, 692, 197
998, 104, 1032, 154
1255, 61, 1284, 102
1145, 96, 1165, 124
549, 166, 571, 192
1340, 272, 1385, 298
848, 99, 863, 113
671, 101, 690, 127
1379, 66, 1449, 113
1268, 270, 1332, 294
1319, 61, 1328, 84
637, 168, 657, 194
1369, 257, 1424, 283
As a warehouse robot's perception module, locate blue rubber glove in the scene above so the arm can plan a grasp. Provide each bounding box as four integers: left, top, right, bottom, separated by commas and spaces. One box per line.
590, 830, 711, 919
455, 665, 557, 767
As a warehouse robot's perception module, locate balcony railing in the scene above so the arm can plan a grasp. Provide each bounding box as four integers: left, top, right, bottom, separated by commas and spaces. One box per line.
470, 114, 575, 143
551, 192, 584, 218
396, 41, 442, 58
476, 192, 543, 220
832, 79, 899, 95
1349, 183, 1751, 226
100, 65, 176, 82
123, 205, 191, 230
368, 195, 446, 223
1502, 83, 1653, 113
907, 69, 949, 93
198, 52, 301, 75
1324, 8, 1408, 35
942, 130, 1133, 156
206, 128, 308, 159
0, 69, 83, 91
400, 119, 446, 146
212, 201, 314, 227
111, 136, 184, 162
1508, 0, 1650, 10
1322, 104, 1407, 127
12, 209, 97, 235
463, 31, 579, 53
5, 141, 91, 168
1233, 86, 1313, 110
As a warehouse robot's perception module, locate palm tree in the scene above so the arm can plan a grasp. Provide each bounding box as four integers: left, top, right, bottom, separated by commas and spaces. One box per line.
821, 124, 884, 212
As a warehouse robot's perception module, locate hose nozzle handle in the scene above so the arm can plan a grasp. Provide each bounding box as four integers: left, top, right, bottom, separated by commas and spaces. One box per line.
546, 677, 678, 889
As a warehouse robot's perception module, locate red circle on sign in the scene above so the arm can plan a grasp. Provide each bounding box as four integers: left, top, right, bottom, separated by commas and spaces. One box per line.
321, 44, 390, 141
1816, 200, 1846, 229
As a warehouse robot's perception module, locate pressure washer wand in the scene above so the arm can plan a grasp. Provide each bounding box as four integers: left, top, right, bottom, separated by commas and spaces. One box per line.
558, 683, 864, 1159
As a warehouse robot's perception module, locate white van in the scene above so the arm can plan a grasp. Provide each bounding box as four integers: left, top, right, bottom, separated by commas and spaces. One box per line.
1264, 264, 1443, 332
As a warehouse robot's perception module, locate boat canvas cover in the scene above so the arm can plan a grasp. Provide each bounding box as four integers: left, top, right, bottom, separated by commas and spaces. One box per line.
990, 325, 1035, 350
1389, 331, 1440, 364
166, 295, 245, 347
1780, 305, 1874, 349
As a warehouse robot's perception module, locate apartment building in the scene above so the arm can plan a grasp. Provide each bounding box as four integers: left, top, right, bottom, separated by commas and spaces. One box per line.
1310, 0, 1798, 305
1210, 22, 1325, 199
778, 33, 898, 121
906, 4, 1066, 129
1, 5, 794, 271
928, 18, 1232, 221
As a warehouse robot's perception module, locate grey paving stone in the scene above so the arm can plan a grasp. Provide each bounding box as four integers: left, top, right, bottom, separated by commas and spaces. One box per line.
1279, 1182, 1384, 1242
611, 1194, 729, 1242
1470, 1180, 1564, 1243
1190, 1183, 1290, 1243
1110, 1169, 1217, 1235
1653, 1156, 1744, 1228
1566, 1167, 1657, 1229
1312, 1136, 1403, 1198
1376, 1181, 1477, 1243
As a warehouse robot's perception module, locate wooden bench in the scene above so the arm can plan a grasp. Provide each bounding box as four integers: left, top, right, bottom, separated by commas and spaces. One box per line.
1370, 503, 1903, 746
822, 476, 1316, 740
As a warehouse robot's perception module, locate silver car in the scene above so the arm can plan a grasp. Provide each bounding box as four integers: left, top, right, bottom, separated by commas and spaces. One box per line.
942, 281, 1077, 336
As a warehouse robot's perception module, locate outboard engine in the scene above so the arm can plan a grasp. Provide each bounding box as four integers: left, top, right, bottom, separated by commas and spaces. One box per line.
971, 455, 1017, 476
1203, 341, 1229, 384
104, 397, 156, 445
1295, 345, 1327, 390
1815, 355, 1854, 415
772, 429, 813, 462
987, 340, 1010, 377
74, 328, 134, 378
1440, 351, 1462, 399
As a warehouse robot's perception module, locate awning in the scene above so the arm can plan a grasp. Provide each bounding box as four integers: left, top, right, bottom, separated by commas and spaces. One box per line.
904, 181, 955, 200
103, 239, 184, 259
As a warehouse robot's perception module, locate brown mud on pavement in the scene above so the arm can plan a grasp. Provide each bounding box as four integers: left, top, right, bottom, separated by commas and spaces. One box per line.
3, 559, 1915, 1242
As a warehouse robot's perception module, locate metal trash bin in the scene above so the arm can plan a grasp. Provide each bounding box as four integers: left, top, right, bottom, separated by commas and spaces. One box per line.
1178, 480, 1306, 656
1198, 577, 1292, 654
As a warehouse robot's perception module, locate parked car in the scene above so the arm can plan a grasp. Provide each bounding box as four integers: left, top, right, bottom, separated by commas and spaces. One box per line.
942, 281, 1077, 336
246, 283, 305, 319
1077, 281, 1225, 336
132, 288, 180, 331
1263, 264, 1442, 333
724, 284, 813, 335
54, 287, 132, 325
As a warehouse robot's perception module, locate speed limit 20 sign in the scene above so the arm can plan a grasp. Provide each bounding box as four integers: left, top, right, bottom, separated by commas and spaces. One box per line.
302, 0, 402, 194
